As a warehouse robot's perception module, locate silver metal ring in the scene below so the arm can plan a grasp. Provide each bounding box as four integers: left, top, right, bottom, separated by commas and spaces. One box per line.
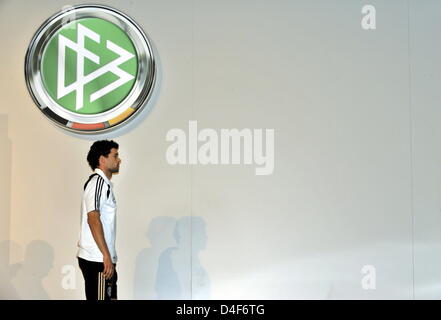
25, 4, 156, 134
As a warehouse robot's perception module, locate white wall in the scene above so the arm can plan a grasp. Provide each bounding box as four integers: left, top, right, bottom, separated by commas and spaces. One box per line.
0, 0, 439, 299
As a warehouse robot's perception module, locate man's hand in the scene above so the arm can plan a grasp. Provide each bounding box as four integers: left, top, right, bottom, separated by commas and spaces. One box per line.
103, 255, 114, 280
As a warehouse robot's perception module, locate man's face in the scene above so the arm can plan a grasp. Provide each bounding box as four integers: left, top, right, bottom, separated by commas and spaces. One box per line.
102, 148, 121, 174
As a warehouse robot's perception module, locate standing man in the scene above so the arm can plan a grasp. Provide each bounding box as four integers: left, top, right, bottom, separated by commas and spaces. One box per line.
77, 140, 121, 300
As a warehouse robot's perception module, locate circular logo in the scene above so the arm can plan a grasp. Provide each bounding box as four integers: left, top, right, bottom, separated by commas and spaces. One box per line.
25, 5, 155, 134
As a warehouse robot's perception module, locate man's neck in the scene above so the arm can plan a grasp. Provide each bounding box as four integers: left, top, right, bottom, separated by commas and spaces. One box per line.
98, 167, 112, 180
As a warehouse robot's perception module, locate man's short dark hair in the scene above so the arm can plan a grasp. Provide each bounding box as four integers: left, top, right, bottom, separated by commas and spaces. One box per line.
87, 140, 119, 170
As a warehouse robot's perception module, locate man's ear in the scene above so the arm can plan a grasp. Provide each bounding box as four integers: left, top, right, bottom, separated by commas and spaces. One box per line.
98, 155, 106, 166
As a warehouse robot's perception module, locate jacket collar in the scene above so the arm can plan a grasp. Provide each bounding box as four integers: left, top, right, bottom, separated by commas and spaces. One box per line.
94, 168, 112, 187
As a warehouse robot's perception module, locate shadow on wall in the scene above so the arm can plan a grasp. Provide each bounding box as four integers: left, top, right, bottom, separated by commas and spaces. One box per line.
134, 216, 210, 299
0, 241, 19, 299
0, 116, 54, 299
0, 115, 15, 299
134, 216, 176, 299
12, 240, 54, 299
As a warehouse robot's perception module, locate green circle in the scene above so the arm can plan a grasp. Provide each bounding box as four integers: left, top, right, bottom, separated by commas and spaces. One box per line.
41, 18, 138, 115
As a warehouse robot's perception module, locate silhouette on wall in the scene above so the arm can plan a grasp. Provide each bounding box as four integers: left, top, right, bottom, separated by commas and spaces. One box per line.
134, 216, 176, 299
13, 240, 54, 299
0, 241, 19, 299
155, 216, 210, 299
0, 115, 15, 298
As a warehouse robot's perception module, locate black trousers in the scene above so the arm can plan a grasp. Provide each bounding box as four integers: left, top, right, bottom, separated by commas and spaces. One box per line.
78, 257, 117, 300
